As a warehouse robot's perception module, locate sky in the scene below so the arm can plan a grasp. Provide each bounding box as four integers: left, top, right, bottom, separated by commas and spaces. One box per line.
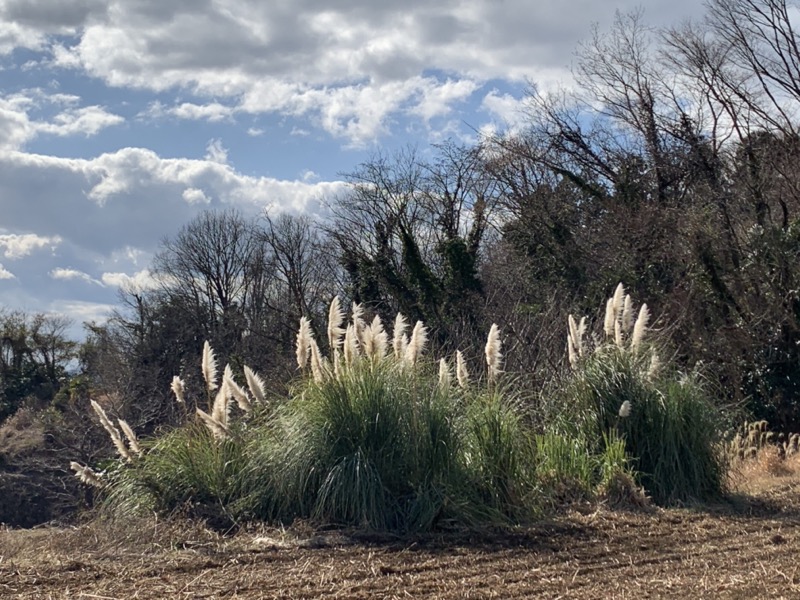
0, 0, 708, 338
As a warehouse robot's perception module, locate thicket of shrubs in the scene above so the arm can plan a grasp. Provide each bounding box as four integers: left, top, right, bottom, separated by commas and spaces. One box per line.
72, 285, 729, 532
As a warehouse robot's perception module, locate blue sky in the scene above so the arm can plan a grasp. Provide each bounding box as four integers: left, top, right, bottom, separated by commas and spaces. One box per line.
0, 0, 706, 337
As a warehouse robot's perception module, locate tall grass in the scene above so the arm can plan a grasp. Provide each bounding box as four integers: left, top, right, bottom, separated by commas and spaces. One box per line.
548, 285, 728, 505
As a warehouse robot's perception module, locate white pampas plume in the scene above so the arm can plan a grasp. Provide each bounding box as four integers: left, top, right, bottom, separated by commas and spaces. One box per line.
614, 318, 623, 348
567, 334, 578, 368
392, 313, 409, 359
70, 462, 103, 488
621, 295, 635, 333
309, 339, 325, 383
327, 296, 346, 352
485, 323, 503, 382
170, 376, 185, 404
210, 378, 230, 428
333, 348, 342, 378
604, 298, 616, 337
296, 316, 312, 370
567, 315, 586, 359
368, 315, 388, 360
196, 408, 229, 440
611, 283, 625, 316
117, 419, 142, 456
646, 352, 661, 381
438, 358, 452, 387
456, 350, 469, 388
343, 324, 359, 366
618, 400, 632, 418
405, 320, 428, 366
202, 341, 218, 393
244, 366, 266, 405
224, 365, 252, 414
631, 304, 650, 351
90, 400, 131, 461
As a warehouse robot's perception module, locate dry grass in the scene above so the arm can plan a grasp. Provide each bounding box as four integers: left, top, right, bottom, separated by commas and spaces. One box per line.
3, 465, 800, 599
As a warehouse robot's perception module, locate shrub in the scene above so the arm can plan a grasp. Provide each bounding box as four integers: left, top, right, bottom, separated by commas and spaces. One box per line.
549, 284, 728, 505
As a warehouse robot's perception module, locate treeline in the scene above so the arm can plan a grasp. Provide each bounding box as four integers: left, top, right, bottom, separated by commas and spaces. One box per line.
3, 0, 800, 524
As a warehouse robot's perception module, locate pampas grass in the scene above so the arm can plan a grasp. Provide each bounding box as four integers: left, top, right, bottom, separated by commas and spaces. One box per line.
456, 350, 469, 388
202, 341, 218, 394
438, 357, 452, 387
631, 304, 650, 351
171, 376, 185, 404
118, 419, 142, 456
296, 317, 312, 370
70, 462, 104, 487
392, 313, 409, 359
485, 323, 503, 383
224, 365, 253, 414
91, 400, 132, 461
327, 296, 346, 351
405, 320, 428, 366
244, 366, 266, 405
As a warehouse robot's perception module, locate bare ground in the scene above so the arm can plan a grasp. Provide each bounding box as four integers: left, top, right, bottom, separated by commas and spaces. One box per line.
2, 465, 800, 599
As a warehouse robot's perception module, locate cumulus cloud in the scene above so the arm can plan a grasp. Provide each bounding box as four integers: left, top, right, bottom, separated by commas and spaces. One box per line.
0, 0, 704, 144
0, 233, 62, 259
0, 91, 123, 151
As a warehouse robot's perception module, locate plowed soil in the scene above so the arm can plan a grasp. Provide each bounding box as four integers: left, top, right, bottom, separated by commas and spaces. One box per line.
3, 466, 800, 599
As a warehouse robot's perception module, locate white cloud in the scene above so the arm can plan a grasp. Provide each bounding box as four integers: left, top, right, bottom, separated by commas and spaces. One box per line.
52, 300, 115, 325
0, 91, 123, 150
0, 233, 62, 259
204, 138, 229, 164
101, 269, 160, 292
481, 90, 529, 134
0, 263, 15, 279
182, 187, 210, 205
50, 267, 103, 286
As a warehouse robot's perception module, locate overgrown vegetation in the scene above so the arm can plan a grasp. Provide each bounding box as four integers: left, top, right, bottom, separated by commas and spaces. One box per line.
72, 288, 727, 531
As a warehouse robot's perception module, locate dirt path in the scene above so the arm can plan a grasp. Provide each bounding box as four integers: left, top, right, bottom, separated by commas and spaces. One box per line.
2, 477, 800, 599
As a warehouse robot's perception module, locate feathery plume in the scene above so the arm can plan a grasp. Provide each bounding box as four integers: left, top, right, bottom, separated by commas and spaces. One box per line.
614, 318, 623, 348
604, 297, 616, 337
309, 339, 325, 383
621, 295, 635, 333
567, 334, 578, 368
631, 303, 650, 351
392, 313, 409, 360
611, 283, 625, 316
90, 400, 131, 461
70, 462, 104, 488
244, 366, 266, 405
567, 315, 586, 359
210, 378, 230, 428
117, 419, 142, 456
224, 365, 252, 414
170, 376, 186, 404
438, 358, 452, 388
296, 316, 312, 370
333, 348, 342, 378
405, 320, 428, 366
196, 408, 229, 440
485, 323, 503, 382
456, 350, 469, 388
327, 296, 346, 351
343, 324, 359, 366
202, 341, 218, 393
619, 400, 632, 418
369, 315, 388, 360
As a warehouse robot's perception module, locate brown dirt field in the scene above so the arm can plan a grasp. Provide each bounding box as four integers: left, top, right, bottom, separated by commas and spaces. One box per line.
3, 463, 800, 599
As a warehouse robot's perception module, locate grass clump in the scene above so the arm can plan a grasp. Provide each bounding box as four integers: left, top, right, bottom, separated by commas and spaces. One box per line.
549, 284, 728, 505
